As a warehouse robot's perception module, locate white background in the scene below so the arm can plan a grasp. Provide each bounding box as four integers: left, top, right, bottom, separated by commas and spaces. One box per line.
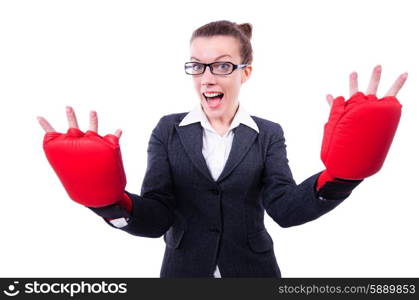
0, 0, 418, 277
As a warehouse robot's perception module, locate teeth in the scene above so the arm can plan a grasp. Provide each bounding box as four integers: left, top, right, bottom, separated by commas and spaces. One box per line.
204, 92, 223, 98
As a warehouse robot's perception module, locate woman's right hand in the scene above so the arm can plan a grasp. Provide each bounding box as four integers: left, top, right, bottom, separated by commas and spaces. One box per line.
37, 107, 131, 211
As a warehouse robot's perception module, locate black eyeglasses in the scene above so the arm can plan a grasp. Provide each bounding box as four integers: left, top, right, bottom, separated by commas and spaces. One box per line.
184, 61, 248, 75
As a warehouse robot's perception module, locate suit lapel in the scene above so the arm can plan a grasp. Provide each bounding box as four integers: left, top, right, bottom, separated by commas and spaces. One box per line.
175, 122, 258, 184
216, 124, 258, 183
175, 123, 214, 183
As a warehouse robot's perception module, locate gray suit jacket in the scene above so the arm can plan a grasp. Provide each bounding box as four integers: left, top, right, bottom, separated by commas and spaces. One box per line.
103, 112, 346, 277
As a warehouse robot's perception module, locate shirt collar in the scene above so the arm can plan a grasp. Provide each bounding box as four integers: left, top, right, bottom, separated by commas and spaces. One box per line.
179, 103, 259, 134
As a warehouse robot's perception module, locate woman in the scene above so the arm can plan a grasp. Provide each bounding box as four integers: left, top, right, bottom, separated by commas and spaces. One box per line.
38, 20, 407, 278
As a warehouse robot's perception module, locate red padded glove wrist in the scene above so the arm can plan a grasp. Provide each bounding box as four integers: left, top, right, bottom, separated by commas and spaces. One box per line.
119, 192, 133, 213
316, 170, 334, 190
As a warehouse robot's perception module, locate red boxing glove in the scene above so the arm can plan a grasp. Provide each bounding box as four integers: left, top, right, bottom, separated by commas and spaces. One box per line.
43, 128, 132, 212
317, 92, 402, 192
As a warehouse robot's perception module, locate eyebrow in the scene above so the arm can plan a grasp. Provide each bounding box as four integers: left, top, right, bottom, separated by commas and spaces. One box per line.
190, 54, 232, 61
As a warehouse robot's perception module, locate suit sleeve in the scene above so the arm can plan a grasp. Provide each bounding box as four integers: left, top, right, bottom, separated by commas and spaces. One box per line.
100, 117, 175, 238
261, 124, 346, 228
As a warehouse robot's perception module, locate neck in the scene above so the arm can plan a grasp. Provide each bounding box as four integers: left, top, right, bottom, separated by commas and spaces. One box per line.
205, 103, 239, 129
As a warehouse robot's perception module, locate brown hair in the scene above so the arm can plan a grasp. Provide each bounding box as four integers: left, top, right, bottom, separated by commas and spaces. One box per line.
190, 20, 253, 64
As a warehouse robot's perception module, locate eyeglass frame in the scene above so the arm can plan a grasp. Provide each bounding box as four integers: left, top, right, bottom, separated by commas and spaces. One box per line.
184, 61, 249, 75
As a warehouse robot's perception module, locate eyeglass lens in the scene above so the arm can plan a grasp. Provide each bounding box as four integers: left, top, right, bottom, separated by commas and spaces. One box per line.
185, 62, 234, 75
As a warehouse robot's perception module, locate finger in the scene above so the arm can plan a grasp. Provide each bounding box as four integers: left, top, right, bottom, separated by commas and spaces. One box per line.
89, 110, 98, 132
326, 94, 334, 107
115, 129, 122, 139
349, 72, 358, 97
66, 106, 79, 129
366, 65, 382, 95
37, 116, 56, 132
384, 72, 408, 97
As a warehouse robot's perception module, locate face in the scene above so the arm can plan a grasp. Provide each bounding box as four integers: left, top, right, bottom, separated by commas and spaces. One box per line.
189, 35, 252, 121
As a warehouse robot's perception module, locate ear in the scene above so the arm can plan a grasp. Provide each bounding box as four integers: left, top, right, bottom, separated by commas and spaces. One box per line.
241, 65, 252, 84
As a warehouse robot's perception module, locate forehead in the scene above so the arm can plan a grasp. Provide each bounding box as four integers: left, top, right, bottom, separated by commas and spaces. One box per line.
190, 35, 240, 62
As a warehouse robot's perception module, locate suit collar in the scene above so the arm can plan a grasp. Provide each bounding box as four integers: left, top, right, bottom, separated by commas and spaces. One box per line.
175, 106, 259, 184
179, 102, 259, 134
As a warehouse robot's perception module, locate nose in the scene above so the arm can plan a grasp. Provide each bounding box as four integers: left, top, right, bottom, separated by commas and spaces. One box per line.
200, 65, 216, 86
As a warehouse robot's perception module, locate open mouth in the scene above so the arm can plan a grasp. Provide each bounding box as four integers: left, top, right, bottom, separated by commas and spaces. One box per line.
203, 92, 224, 108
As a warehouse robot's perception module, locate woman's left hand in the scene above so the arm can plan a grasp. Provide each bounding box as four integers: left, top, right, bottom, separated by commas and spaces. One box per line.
326, 65, 408, 106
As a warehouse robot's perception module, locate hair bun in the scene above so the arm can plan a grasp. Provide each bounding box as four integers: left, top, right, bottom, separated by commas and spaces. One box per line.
237, 23, 252, 39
